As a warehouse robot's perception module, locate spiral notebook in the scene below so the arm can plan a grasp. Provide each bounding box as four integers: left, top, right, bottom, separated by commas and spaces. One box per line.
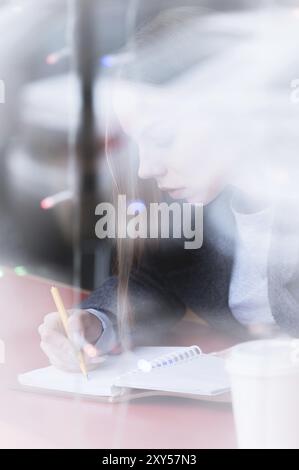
18, 346, 230, 402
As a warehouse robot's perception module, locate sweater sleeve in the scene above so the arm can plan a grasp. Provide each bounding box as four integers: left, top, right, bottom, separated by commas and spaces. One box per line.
80, 261, 186, 347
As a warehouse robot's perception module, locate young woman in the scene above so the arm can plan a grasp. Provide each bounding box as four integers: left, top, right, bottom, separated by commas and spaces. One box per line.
38, 7, 299, 372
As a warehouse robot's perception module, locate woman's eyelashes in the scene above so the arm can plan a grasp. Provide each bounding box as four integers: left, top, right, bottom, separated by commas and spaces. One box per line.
153, 136, 175, 148
145, 129, 176, 148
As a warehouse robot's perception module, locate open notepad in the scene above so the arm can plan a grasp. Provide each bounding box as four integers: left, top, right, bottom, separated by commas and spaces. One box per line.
18, 345, 230, 402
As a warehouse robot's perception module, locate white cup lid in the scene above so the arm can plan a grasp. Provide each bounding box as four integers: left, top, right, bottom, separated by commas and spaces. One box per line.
226, 339, 299, 377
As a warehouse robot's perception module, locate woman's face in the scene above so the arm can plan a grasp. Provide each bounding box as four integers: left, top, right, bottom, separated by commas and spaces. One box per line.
113, 82, 234, 204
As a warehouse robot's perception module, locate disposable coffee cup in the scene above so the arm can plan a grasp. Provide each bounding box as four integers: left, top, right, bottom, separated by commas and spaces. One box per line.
226, 339, 299, 449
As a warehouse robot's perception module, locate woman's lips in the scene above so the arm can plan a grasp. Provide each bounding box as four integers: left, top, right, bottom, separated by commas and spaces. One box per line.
159, 187, 187, 199
158, 182, 221, 204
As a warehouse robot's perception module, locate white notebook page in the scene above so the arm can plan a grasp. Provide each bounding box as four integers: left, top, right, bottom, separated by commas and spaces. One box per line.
18, 347, 181, 397
115, 354, 229, 396
18, 347, 229, 397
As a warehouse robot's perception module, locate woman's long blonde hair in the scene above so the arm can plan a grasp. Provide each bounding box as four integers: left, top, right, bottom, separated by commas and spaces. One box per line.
105, 6, 214, 349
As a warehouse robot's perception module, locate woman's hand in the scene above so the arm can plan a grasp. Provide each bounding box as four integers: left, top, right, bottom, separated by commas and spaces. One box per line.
38, 309, 105, 372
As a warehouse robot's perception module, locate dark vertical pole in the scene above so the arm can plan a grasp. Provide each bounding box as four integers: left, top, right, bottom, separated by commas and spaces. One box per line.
73, 0, 97, 289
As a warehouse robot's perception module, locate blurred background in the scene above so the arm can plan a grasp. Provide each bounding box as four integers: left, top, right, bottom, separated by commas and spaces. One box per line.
0, 0, 298, 290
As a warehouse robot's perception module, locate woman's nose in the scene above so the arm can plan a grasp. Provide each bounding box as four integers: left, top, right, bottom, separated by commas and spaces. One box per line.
138, 150, 167, 180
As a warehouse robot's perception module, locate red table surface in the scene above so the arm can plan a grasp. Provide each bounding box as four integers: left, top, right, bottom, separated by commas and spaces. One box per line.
0, 267, 238, 449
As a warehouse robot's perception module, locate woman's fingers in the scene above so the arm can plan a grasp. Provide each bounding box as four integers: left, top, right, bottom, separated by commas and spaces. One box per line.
41, 331, 78, 367
67, 310, 103, 346
38, 311, 64, 337
38, 310, 106, 371
39, 312, 82, 371
67, 310, 103, 359
40, 340, 79, 372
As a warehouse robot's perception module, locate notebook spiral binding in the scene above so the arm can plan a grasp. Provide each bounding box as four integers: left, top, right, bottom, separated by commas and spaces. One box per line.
137, 345, 202, 372
112, 346, 203, 396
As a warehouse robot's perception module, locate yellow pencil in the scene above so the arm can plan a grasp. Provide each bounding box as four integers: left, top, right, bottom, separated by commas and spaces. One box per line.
50, 286, 88, 380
